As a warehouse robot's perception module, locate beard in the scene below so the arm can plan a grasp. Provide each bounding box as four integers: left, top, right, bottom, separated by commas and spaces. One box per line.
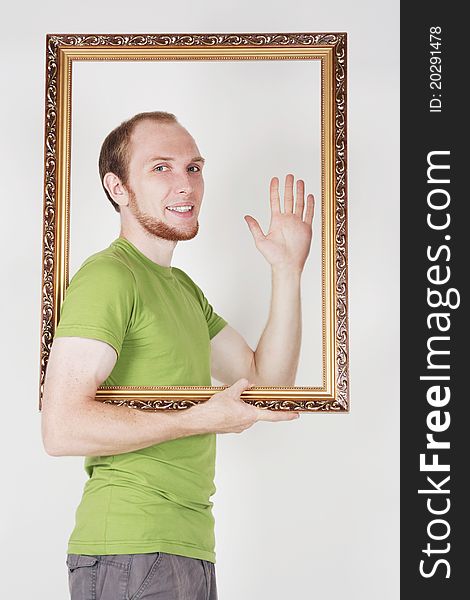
127, 188, 199, 242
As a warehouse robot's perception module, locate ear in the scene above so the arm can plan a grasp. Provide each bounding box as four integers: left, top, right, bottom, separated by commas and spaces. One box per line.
103, 172, 129, 208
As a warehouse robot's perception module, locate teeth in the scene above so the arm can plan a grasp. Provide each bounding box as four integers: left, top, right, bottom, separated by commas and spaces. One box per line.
167, 206, 193, 213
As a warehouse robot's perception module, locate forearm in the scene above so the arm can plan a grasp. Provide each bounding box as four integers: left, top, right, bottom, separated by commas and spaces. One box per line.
252, 266, 302, 385
43, 378, 294, 457
43, 396, 202, 457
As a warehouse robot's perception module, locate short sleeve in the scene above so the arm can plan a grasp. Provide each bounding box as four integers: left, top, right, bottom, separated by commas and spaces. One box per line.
54, 256, 135, 357
198, 291, 228, 339
174, 268, 228, 339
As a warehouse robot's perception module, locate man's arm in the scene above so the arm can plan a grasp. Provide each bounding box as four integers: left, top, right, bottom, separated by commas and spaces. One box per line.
211, 174, 314, 387
211, 265, 301, 386
41, 336, 299, 457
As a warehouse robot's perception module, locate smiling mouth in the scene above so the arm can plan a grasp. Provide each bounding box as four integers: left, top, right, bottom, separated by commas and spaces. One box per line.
165, 204, 195, 220
166, 205, 194, 213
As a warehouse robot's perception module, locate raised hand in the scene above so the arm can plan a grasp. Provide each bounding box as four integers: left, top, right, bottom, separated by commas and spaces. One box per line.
244, 174, 315, 272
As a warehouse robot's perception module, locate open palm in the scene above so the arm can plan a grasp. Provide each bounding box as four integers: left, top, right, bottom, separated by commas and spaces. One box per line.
245, 174, 315, 271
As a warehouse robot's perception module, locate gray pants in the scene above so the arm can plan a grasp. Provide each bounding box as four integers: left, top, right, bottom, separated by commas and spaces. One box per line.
66, 552, 218, 600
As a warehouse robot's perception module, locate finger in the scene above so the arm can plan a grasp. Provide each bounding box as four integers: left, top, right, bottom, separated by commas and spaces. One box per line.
283, 174, 294, 213
269, 177, 281, 215
304, 194, 315, 224
244, 215, 265, 244
256, 409, 301, 422
294, 179, 305, 217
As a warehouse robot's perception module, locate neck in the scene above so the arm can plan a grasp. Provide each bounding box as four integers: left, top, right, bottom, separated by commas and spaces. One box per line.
119, 226, 177, 268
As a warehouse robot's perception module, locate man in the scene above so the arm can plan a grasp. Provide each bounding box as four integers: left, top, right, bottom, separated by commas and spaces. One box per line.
41, 111, 314, 600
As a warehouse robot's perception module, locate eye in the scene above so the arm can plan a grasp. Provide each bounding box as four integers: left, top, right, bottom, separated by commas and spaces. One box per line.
153, 164, 169, 172
188, 165, 201, 173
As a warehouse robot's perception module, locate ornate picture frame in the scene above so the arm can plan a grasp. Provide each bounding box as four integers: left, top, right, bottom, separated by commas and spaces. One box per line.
39, 32, 349, 412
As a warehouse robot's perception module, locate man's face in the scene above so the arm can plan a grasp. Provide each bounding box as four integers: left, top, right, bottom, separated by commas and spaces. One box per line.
124, 120, 205, 241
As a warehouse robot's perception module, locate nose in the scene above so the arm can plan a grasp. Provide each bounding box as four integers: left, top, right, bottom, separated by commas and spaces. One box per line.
175, 172, 193, 195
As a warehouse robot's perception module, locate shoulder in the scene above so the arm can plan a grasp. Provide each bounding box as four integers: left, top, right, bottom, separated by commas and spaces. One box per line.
72, 246, 136, 286
172, 266, 194, 285
172, 267, 205, 297
64, 249, 137, 306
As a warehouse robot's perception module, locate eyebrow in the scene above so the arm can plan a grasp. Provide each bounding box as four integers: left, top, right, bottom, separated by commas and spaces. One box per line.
145, 155, 205, 165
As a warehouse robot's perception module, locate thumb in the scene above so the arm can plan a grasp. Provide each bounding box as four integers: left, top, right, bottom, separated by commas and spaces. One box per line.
244, 215, 265, 244
227, 377, 253, 398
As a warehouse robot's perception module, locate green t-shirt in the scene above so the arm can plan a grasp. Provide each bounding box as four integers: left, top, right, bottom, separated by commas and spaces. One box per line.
54, 237, 227, 562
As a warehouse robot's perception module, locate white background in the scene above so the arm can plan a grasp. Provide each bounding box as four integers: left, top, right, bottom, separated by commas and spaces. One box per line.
70, 59, 323, 385
0, 1, 399, 599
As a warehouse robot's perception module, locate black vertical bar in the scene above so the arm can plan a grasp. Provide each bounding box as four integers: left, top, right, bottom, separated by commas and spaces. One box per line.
401, 3, 466, 597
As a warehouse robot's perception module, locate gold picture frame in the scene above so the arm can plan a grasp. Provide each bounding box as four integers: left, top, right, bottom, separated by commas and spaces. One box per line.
39, 32, 349, 412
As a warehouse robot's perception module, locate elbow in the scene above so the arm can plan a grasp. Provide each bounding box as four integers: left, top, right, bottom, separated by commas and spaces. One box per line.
252, 376, 296, 386
43, 439, 62, 457
42, 415, 88, 457
42, 429, 66, 457
250, 363, 297, 386
41, 414, 68, 456
249, 352, 296, 386
44, 444, 64, 457
281, 373, 297, 387
248, 352, 259, 384
43, 439, 81, 457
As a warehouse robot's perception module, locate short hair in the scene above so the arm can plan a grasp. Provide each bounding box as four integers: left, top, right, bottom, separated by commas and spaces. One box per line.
98, 111, 179, 212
